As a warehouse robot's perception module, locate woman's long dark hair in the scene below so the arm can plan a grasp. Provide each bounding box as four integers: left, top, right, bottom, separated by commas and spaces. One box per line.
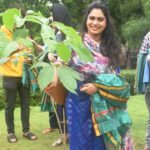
81, 1, 121, 67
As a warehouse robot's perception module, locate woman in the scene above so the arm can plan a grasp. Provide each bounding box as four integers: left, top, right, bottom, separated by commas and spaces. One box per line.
66, 1, 132, 150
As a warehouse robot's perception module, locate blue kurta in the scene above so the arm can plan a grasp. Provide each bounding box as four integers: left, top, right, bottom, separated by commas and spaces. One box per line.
66, 82, 106, 150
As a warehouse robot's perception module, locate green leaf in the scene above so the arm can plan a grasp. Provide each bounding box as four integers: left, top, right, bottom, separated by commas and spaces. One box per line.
0, 37, 10, 55
0, 58, 9, 64
38, 66, 54, 91
57, 65, 81, 81
25, 15, 42, 25
52, 22, 81, 41
53, 22, 93, 62
13, 29, 29, 40
25, 14, 49, 25
30, 62, 50, 70
26, 10, 43, 17
43, 39, 57, 53
78, 43, 94, 62
64, 40, 93, 62
41, 24, 57, 52
57, 43, 71, 62
0, 13, 3, 17
14, 15, 25, 28
16, 38, 33, 50
41, 24, 55, 40
1, 41, 18, 57
57, 65, 81, 94
2, 8, 21, 31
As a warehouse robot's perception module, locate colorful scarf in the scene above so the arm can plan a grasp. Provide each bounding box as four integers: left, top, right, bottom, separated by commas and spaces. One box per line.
70, 33, 111, 81
92, 74, 132, 150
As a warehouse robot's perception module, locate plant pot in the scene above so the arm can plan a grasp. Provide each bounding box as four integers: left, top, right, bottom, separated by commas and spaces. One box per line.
46, 81, 67, 105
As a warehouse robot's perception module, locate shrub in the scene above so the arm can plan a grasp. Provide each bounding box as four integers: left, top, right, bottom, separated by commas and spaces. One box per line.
121, 69, 136, 95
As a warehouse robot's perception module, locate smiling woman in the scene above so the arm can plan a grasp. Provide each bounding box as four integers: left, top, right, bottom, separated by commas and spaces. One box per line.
86, 9, 106, 42
65, 1, 133, 150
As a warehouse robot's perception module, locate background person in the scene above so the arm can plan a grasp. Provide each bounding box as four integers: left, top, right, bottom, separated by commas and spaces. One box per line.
0, 25, 37, 143
135, 31, 150, 150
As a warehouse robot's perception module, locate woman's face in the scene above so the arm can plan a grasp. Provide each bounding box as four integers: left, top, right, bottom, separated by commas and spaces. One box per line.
86, 8, 106, 39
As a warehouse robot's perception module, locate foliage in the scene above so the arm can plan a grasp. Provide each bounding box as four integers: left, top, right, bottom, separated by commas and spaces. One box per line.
121, 18, 150, 50
0, 0, 51, 17
121, 70, 136, 95
0, 8, 93, 94
109, 0, 150, 50
63, 0, 93, 28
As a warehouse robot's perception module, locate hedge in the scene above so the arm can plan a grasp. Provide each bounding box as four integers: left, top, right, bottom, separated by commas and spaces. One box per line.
120, 69, 136, 96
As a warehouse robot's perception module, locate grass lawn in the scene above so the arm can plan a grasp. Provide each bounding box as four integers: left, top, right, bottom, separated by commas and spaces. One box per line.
0, 94, 147, 150
128, 94, 148, 150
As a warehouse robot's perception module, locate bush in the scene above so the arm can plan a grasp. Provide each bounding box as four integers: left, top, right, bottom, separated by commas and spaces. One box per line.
121, 69, 136, 95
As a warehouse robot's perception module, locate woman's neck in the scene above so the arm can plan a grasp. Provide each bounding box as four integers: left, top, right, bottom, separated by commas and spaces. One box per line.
87, 33, 101, 44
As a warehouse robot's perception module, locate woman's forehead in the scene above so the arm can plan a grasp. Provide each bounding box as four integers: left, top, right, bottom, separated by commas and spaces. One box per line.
88, 9, 105, 17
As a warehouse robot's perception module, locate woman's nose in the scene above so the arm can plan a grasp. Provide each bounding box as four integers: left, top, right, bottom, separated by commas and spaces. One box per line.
93, 19, 98, 24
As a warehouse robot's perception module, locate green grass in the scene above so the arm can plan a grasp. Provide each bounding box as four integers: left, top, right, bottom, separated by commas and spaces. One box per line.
0, 107, 69, 150
0, 94, 147, 150
128, 94, 148, 150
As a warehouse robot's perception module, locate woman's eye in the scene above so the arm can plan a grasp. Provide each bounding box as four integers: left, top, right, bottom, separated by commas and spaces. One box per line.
97, 18, 104, 21
89, 16, 105, 22
89, 17, 95, 20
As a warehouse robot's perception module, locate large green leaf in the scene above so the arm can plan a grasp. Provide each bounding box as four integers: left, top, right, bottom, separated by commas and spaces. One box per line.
43, 39, 57, 53
0, 13, 3, 17
2, 8, 21, 31
1, 41, 18, 57
56, 43, 71, 62
14, 16, 25, 28
0, 38, 9, 55
53, 22, 93, 62
57, 65, 81, 81
16, 38, 33, 50
52, 22, 81, 41
26, 10, 43, 16
38, 66, 54, 91
57, 65, 81, 94
0, 58, 9, 64
13, 29, 29, 40
30, 62, 50, 70
64, 40, 93, 62
25, 15, 42, 25
41, 24, 55, 40
40, 24, 57, 52
25, 14, 49, 25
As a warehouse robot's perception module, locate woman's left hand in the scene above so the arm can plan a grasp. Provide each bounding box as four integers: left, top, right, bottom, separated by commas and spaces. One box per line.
80, 83, 98, 95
